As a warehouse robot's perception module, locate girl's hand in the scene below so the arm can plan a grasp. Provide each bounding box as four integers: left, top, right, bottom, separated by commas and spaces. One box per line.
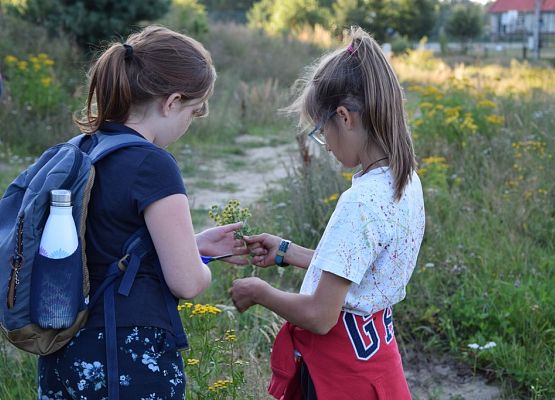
196, 222, 249, 265
243, 233, 282, 267
230, 277, 268, 312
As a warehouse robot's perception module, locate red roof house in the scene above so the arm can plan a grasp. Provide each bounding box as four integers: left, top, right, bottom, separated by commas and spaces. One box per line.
487, 0, 555, 36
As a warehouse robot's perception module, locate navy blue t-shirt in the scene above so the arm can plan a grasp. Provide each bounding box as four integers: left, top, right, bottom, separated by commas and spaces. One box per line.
85, 122, 187, 330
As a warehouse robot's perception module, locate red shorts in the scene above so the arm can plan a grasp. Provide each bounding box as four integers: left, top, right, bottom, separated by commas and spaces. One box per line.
269, 308, 411, 400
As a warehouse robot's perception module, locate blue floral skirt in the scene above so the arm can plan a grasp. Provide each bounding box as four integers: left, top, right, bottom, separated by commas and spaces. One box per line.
38, 326, 185, 400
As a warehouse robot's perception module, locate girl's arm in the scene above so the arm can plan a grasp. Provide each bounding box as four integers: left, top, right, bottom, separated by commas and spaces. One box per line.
245, 233, 314, 269
145, 193, 211, 299
231, 271, 351, 335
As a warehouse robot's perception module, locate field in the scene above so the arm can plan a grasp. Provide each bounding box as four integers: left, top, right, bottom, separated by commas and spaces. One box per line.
1, 12, 554, 400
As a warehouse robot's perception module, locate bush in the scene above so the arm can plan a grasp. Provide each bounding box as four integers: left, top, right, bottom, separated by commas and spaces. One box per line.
391, 35, 412, 55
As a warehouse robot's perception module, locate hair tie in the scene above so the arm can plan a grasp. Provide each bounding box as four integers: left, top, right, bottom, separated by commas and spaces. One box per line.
346, 42, 356, 55
123, 44, 133, 61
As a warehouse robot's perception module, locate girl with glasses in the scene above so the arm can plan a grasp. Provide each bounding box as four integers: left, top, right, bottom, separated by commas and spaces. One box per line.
230, 26, 425, 400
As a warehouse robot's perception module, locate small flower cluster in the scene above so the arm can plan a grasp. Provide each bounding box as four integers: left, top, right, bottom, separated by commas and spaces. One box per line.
177, 302, 193, 311
208, 378, 233, 392
3, 53, 66, 112
468, 341, 496, 351
409, 83, 505, 146
208, 199, 252, 238
224, 329, 237, 342
190, 303, 222, 316
186, 358, 200, 366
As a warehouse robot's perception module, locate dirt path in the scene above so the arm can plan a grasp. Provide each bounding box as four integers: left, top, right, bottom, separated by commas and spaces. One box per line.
186, 138, 298, 211
185, 135, 504, 400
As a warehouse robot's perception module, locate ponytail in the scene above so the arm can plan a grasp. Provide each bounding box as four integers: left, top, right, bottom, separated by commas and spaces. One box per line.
76, 26, 216, 134
288, 26, 416, 201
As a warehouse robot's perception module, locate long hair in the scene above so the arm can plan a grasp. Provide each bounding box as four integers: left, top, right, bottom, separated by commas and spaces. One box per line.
288, 27, 416, 201
76, 26, 216, 133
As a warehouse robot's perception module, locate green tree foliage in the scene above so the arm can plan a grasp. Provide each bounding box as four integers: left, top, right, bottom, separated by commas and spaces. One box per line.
248, 0, 331, 35
8, 0, 171, 49
445, 2, 484, 47
393, 0, 438, 40
158, 0, 209, 36
248, 0, 437, 43
331, 0, 392, 42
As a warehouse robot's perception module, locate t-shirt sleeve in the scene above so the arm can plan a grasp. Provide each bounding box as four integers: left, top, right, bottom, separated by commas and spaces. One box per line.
309, 201, 385, 284
131, 149, 187, 215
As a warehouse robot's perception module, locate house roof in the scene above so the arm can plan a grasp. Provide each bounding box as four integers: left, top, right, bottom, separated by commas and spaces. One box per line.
488, 0, 555, 13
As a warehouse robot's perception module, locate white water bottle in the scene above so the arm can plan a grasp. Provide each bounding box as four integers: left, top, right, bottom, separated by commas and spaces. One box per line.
39, 190, 78, 259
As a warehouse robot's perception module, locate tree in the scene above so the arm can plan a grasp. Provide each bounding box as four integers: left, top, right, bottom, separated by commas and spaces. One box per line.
9, 0, 171, 50
247, 0, 330, 36
331, 0, 394, 43
393, 0, 438, 40
445, 2, 484, 52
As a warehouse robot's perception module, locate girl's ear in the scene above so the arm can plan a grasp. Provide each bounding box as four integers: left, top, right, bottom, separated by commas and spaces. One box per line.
162, 93, 182, 117
336, 105, 354, 129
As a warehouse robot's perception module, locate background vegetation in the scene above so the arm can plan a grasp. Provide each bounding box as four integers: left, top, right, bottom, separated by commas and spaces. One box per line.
1, 0, 554, 399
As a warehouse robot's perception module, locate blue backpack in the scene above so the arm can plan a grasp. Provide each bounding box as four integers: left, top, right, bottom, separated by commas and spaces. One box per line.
0, 132, 188, 399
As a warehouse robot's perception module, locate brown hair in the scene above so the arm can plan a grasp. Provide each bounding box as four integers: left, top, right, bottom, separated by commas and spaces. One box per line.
288, 27, 416, 201
76, 26, 216, 133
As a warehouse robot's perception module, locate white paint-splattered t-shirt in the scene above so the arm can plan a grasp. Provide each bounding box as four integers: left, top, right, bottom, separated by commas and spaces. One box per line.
299, 167, 425, 315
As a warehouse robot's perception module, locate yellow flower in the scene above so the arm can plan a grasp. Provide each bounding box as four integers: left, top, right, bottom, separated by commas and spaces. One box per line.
191, 303, 222, 316
422, 156, 448, 168
4, 55, 18, 64
462, 113, 478, 133
485, 114, 504, 125
478, 99, 497, 109
41, 77, 52, 87
38, 53, 49, 60
17, 61, 28, 71
419, 102, 433, 109
186, 358, 200, 366
224, 330, 237, 342
44, 59, 55, 66
341, 172, 353, 181
323, 193, 339, 204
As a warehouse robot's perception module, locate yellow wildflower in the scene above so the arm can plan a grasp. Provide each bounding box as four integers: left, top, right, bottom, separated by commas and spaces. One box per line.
478, 99, 497, 109
419, 102, 433, 109
17, 61, 28, 71
41, 77, 52, 87
5, 55, 18, 64
485, 115, 504, 125
224, 330, 237, 342
44, 59, 55, 66
341, 172, 353, 181
323, 193, 339, 204
186, 358, 200, 366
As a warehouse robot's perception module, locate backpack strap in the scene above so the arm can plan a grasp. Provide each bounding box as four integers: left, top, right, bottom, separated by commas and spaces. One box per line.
69, 132, 153, 164
98, 228, 188, 400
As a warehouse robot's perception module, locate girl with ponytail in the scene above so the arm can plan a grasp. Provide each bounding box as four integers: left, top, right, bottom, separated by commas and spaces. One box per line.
38, 26, 248, 399
230, 27, 425, 399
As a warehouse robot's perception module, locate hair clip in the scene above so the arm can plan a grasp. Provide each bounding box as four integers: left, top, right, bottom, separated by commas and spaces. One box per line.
346, 43, 356, 55
123, 44, 133, 61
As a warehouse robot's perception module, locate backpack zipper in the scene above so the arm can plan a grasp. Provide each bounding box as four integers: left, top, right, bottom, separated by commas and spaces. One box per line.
7, 214, 24, 309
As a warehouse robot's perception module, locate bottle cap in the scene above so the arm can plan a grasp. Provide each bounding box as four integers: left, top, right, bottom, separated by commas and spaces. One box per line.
50, 189, 72, 207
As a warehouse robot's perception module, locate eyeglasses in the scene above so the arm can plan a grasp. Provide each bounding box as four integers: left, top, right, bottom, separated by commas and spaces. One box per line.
308, 110, 337, 145
307, 107, 360, 145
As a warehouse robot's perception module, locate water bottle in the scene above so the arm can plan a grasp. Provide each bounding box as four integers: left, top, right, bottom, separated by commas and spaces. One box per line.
33, 189, 80, 329
39, 190, 78, 259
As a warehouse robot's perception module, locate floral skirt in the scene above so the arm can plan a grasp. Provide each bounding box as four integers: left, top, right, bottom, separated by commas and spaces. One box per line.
38, 326, 185, 400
